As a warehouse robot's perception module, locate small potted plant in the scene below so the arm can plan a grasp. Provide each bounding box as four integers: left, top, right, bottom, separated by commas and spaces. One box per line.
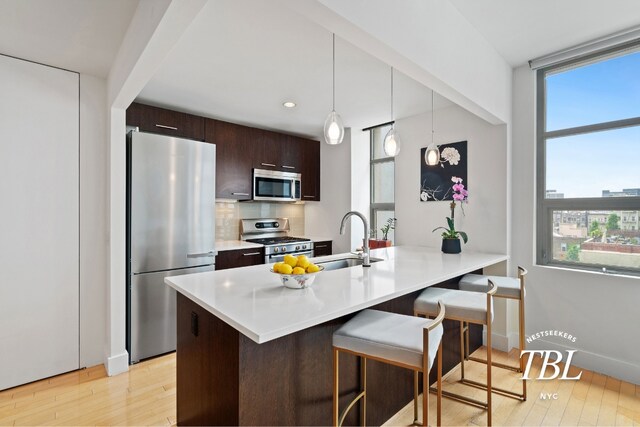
369, 218, 396, 249
433, 177, 468, 254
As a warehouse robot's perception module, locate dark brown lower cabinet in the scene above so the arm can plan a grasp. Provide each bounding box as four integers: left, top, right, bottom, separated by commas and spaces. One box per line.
215, 248, 265, 270
176, 273, 482, 426
313, 241, 332, 257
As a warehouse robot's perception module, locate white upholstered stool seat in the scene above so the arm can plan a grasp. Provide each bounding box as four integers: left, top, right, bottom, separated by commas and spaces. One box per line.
333, 309, 443, 370
332, 304, 445, 427
414, 287, 493, 324
459, 274, 523, 299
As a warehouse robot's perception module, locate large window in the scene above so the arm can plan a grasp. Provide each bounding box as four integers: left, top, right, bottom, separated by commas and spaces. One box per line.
537, 45, 640, 274
370, 124, 395, 241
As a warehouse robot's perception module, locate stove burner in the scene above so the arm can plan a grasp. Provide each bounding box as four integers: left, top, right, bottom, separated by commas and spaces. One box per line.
245, 236, 310, 246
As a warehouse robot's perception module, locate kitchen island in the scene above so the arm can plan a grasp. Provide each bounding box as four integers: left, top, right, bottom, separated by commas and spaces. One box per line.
166, 246, 507, 426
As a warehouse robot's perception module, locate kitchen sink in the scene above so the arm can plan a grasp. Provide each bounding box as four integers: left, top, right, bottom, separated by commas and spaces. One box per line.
316, 256, 383, 271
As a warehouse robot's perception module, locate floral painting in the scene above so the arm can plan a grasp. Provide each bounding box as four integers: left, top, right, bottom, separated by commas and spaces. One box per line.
420, 140, 468, 202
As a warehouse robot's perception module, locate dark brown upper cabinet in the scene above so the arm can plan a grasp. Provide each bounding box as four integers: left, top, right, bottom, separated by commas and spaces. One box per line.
126, 102, 204, 141
206, 119, 253, 200
252, 129, 302, 173
300, 138, 321, 201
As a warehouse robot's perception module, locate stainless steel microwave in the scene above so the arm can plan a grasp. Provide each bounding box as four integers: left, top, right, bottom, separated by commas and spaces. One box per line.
253, 169, 301, 202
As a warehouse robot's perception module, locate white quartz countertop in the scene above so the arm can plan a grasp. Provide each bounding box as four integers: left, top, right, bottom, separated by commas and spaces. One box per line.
166, 246, 507, 344
215, 240, 263, 251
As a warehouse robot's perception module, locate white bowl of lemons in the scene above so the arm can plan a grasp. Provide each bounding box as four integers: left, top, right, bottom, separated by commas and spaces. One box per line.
271, 254, 324, 289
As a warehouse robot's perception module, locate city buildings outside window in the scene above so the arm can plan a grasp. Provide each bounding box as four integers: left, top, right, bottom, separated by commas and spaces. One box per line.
537, 45, 640, 274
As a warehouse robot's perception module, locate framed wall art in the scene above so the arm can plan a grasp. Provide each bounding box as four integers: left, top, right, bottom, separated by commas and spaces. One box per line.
420, 140, 468, 202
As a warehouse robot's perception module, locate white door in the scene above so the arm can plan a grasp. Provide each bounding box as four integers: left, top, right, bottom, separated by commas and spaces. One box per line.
0, 55, 79, 390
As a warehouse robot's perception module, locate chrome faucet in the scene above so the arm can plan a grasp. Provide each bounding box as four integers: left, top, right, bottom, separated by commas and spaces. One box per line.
339, 211, 370, 267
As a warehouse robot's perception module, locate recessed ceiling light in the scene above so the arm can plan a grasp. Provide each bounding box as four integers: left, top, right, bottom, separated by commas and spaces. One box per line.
283, 101, 296, 108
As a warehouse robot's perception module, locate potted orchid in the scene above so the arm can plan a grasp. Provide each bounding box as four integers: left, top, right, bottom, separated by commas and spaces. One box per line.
432, 177, 469, 254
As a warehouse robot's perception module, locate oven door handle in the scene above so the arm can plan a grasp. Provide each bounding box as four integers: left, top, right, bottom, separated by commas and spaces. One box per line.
267, 250, 313, 263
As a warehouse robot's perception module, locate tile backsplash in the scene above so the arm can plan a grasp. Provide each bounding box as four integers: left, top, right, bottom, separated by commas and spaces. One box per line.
215, 201, 305, 240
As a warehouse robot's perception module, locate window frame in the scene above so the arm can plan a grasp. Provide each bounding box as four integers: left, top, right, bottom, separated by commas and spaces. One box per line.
369, 123, 395, 239
536, 43, 640, 275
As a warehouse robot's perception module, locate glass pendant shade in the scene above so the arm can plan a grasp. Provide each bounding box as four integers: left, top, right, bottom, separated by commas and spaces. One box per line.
324, 110, 344, 145
383, 126, 401, 156
425, 143, 440, 166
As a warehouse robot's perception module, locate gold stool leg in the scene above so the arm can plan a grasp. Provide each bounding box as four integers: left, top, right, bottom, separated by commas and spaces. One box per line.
487, 300, 493, 426
413, 371, 419, 424
437, 341, 443, 427
333, 348, 339, 427
360, 357, 366, 427
460, 321, 465, 380
520, 295, 527, 400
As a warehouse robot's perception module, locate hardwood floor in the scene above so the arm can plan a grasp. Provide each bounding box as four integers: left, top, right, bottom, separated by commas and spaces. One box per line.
0, 356, 176, 426
0, 348, 637, 426
384, 347, 640, 426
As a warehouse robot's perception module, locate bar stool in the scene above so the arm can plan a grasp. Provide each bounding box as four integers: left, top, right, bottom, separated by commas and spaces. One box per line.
458, 267, 528, 401
414, 282, 496, 426
332, 302, 445, 427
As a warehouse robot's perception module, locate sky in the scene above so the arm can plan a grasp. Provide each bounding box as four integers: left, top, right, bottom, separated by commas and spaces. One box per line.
545, 49, 640, 198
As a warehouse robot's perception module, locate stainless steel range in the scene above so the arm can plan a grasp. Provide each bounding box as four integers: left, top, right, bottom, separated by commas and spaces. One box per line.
240, 218, 313, 263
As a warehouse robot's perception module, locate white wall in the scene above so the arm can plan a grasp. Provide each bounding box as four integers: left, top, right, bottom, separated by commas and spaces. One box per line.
305, 129, 352, 254
79, 75, 109, 367
394, 105, 508, 255
512, 64, 640, 383
292, 0, 512, 125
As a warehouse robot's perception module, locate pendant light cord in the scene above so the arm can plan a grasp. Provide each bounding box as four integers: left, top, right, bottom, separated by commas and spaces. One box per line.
431, 90, 434, 144
390, 67, 394, 120
332, 33, 336, 111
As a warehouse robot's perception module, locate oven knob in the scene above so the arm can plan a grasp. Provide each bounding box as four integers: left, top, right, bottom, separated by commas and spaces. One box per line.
302, 244, 307, 250
296, 245, 300, 250
281, 246, 286, 252
274, 247, 279, 253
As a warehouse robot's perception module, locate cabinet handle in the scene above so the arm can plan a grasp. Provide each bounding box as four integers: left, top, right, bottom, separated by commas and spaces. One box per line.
261, 163, 276, 167
282, 165, 295, 169
303, 195, 315, 198
242, 252, 261, 256
232, 192, 250, 196
315, 245, 327, 248
155, 124, 178, 130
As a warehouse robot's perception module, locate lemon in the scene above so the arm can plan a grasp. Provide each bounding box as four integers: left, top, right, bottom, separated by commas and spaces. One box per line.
283, 254, 298, 268
306, 263, 320, 273
272, 262, 284, 273
280, 264, 293, 275
296, 255, 310, 269
292, 267, 306, 275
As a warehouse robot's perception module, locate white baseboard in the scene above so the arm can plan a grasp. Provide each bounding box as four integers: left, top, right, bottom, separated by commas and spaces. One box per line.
106, 351, 129, 376
482, 330, 510, 352
526, 338, 640, 384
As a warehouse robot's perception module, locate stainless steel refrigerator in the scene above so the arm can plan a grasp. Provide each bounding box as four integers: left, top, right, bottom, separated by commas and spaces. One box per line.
127, 130, 216, 363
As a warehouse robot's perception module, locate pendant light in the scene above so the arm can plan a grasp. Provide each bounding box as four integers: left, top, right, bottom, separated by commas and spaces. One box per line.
324, 33, 344, 145
424, 90, 440, 166
383, 67, 401, 156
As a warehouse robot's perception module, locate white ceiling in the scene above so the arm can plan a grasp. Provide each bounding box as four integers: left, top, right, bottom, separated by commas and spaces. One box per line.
0, 0, 138, 77
450, 0, 640, 67
138, 0, 449, 140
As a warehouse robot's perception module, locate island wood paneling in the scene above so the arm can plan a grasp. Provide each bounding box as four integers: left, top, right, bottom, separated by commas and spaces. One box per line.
175, 272, 482, 426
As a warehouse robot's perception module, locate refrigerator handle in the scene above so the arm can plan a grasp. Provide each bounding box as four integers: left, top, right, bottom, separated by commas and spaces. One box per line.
186, 251, 217, 258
